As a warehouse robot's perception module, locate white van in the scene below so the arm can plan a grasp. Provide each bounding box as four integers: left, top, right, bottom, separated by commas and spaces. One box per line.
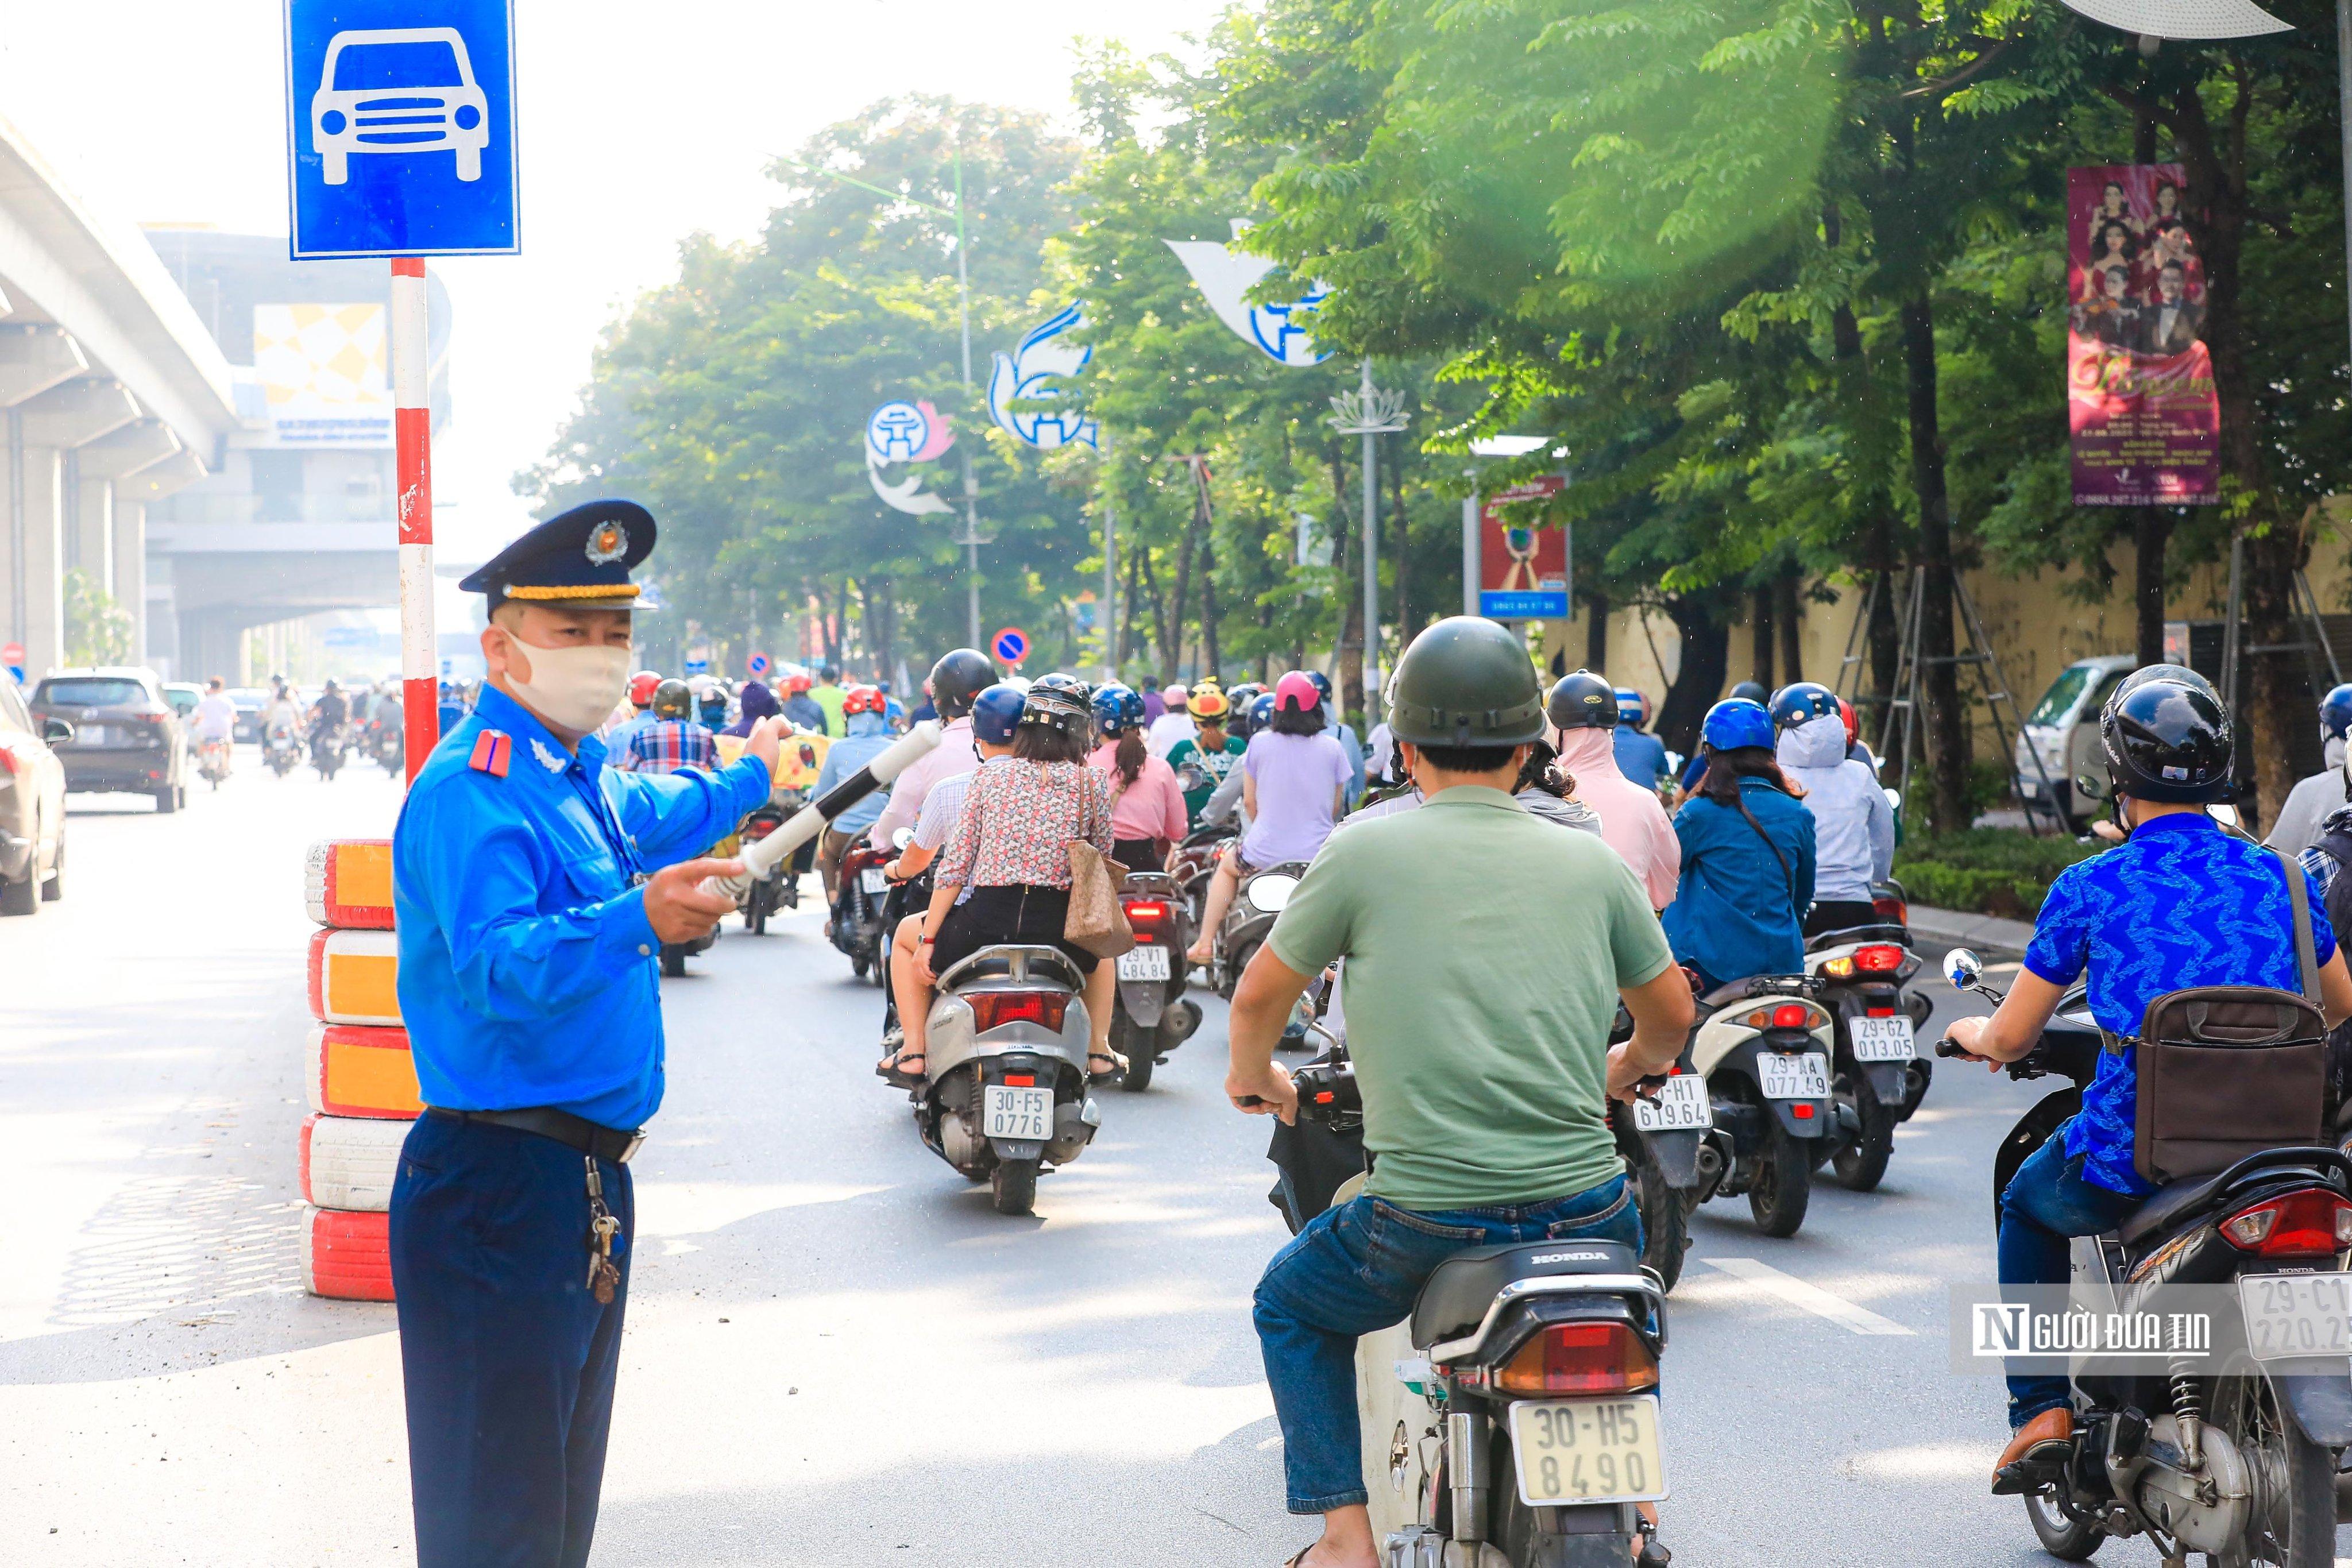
2015, 654, 2135, 831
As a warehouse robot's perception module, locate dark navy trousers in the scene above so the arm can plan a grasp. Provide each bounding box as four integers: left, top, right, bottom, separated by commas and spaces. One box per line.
389, 1113, 633, 1568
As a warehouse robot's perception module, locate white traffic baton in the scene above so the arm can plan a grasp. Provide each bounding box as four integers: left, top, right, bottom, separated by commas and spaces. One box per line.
709, 720, 943, 898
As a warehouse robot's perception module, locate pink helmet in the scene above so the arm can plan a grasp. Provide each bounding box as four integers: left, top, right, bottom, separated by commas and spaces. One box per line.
1273, 671, 1322, 715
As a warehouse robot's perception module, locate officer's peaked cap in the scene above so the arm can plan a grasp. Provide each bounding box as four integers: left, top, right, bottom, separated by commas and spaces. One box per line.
461, 500, 657, 611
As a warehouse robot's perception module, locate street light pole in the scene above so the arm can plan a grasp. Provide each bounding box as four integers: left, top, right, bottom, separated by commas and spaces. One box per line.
2339, 1, 2352, 386
1329, 359, 1408, 703
1100, 430, 1117, 681
955, 153, 980, 647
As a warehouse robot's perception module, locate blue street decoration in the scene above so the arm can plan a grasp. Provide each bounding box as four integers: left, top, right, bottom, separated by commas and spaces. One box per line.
1165, 225, 1331, 368
283, 1, 520, 258
987, 305, 1098, 450
863, 399, 956, 517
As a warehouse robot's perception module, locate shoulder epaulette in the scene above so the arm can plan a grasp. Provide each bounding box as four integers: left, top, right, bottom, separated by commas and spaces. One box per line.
468, 729, 511, 778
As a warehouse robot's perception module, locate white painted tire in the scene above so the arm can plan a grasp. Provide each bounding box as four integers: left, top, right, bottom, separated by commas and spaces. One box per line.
306, 1022, 422, 1119
300, 1114, 408, 1211
304, 839, 395, 929
308, 927, 401, 1025
302, 1206, 393, 1301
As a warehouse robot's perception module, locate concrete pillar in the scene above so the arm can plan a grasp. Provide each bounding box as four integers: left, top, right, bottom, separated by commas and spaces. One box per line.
113, 499, 145, 665
16, 442, 64, 677
72, 470, 113, 596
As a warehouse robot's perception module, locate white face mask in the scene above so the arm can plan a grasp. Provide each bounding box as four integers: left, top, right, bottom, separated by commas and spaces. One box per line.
503, 636, 632, 735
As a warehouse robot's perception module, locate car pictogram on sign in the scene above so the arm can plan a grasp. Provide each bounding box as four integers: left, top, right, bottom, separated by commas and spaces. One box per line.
312, 28, 490, 186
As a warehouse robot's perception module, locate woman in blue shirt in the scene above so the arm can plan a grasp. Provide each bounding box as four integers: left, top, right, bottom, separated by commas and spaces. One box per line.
1660, 699, 1816, 988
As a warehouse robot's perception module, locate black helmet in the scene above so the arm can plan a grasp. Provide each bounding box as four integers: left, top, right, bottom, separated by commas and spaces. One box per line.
651, 678, 693, 719
1385, 616, 1546, 747
1021, 672, 1093, 735
1729, 681, 1768, 704
928, 648, 994, 719
2099, 669, 2234, 804
1546, 670, 1619, 731
1769, 681, 1839, 731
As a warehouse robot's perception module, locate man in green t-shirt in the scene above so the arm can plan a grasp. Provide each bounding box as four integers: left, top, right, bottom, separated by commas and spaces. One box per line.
1165, 688, 1245, 827
808, 663, 848, 737
1227, 617, 1693, 1568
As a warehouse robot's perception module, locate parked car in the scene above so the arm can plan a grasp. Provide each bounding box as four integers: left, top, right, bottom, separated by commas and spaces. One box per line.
0, 679, 69, 914
2014, 654, 2133, 833
229, 688, 267, 743
29, 669, 188, 813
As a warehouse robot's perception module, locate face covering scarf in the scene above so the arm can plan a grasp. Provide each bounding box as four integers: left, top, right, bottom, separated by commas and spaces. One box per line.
505, 639, 632, 734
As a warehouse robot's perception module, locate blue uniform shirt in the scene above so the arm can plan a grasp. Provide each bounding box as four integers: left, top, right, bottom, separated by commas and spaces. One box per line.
1614, 728, 1670, 789
2025, 813, 2336, 1196
393, 683, 772, 1130
1660, 779, 1816, 986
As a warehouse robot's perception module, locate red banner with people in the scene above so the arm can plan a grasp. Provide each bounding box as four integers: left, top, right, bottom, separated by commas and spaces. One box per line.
2067, 163, 2219, 506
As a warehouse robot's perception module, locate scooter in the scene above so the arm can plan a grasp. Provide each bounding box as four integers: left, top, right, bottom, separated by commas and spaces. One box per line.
310, 725, 346, 781
906, 944, 1104, 1215
370, 720, 404, 775
1168, 822, 1226, 929
265, 723, 299, 778
1210, 858, 1310, 1001
1683, 974, 1837, 1238
196, 736, 232, 790
1107, 870, 1202, 1092
1278, 1078, 1672, 1568
829, 833, 894, 985
736, 783, 810, 934
1938, 949, 2352, 1568
1801, 922, 1934, 1192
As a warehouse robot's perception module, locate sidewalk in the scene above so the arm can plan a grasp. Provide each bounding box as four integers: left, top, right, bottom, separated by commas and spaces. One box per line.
1906, 903, 2034, 959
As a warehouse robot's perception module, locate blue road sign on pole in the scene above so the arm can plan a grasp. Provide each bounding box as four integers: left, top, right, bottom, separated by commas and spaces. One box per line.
747, 651, 773, 679
991, 627, 1029, 667
283, 1, 519, 258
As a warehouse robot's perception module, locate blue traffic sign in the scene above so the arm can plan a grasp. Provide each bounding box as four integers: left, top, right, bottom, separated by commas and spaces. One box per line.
747, 651, 773, 678
991, 627, 1029, 666
283, 1, 519, 258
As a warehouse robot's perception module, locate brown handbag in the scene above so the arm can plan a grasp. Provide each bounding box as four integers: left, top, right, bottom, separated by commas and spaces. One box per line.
2130, 848, 2329, 1183
1064, 776, 1136, 959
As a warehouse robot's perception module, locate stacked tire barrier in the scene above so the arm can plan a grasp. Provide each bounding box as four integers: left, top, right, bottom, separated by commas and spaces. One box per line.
302, 839, 412, 1301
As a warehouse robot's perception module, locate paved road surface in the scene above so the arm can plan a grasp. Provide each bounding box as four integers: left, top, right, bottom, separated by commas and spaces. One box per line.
4, 752, 2338, 1565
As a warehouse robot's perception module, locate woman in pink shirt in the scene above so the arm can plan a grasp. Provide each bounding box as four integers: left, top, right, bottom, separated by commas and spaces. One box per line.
1548, 671, 1681, 910
1088, 684, 1189, 874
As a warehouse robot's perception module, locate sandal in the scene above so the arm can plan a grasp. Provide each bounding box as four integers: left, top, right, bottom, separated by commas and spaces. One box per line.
1088, 1050, 1127, 1080
875, 1049, 927, 1088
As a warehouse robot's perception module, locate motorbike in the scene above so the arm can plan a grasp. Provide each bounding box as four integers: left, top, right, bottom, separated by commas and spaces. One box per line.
310, 725, 346, 781
265, 723, 299, 778
1275, 1059, 1673, 1568
829, 833, 894, 985
196, 736, 232, 789
1801, 919, 1935, 1192
369, 720, 404, 775
735, 784, 810, 934
1168, 821, 1227, 929
1681, 973, 1838, 1238
906, 943, 1104, 1215
1938, 948, 2352, 1568
1107, 870, 1202, 1092
1209, 857, 1311, 1002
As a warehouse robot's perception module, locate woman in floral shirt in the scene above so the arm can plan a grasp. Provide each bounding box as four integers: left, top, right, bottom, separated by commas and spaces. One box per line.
885, 675, 1121, 1081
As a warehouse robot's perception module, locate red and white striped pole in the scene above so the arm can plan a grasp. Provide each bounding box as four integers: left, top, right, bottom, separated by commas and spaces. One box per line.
392, 257, 435, 786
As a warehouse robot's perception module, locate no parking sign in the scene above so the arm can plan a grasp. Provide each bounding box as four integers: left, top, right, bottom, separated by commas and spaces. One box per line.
991, 627, 1029, 667
747, 651, 773, 679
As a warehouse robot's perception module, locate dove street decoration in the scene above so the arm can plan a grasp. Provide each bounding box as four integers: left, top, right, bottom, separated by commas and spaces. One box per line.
987, 304, 1099, 451
864, 399, 957, 517
1166, 222, 1333, 368
2054, 0, 2289, 38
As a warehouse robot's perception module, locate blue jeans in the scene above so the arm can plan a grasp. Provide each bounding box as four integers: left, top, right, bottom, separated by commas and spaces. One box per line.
1252, 1176, 1642, 1513
1996, 1129, 2138, 1428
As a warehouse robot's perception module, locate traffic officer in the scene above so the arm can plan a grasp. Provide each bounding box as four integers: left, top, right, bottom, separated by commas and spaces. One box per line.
389, 500, 784, 1568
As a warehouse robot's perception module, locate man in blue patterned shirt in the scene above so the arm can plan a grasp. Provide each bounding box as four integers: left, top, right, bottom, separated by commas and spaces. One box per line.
1945, 669, 2352, 1487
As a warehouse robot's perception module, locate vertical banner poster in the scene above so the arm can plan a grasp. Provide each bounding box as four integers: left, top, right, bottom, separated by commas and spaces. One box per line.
1478, 476, 1569, 620
2066, 164, 2219, 505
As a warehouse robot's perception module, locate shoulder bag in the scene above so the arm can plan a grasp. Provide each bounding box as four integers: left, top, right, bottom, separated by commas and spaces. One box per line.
1065, 769, 1136, 959
2129, 847, 2329, 1182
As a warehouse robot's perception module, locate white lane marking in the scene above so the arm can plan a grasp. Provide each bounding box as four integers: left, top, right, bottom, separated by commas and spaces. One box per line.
1701, 1257, 1915, 1337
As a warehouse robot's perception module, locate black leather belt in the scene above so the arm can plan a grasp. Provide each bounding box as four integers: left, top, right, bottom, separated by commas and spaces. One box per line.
428, 1106, 645, 1164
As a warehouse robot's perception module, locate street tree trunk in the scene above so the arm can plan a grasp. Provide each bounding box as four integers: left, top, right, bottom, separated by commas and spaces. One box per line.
1899, 291, 1972, 833
1750, 585, 1775, 690
1389, 453, 1417, 648
2134, 511, 2173, 667
1658, 595, 1729, 758
1165, 483, 1204, 683
1776, 576, 1802, 685
1586, 589, 1609, 670
1331, 448, 1365, 722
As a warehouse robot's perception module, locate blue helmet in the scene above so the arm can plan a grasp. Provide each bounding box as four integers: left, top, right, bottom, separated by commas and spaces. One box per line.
1614, 687, 1645, 725
1092, 682, 1147, 736
1769, 681, 1839, 732
970, 682, 1026, 745
2324, 684, 2352, 741
1246, 691, 1277, 736
1306, 670, 1334, 708
1701, 698, 1776, 754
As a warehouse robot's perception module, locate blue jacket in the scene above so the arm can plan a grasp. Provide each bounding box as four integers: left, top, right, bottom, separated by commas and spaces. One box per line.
814, 712, 895, 836
392, 684, 773, 1130
1661, 779, 1816, 984
1613, 727, 1670, 789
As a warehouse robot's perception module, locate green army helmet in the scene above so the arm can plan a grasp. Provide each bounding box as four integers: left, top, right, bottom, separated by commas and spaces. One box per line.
1384, 616, 1546, 747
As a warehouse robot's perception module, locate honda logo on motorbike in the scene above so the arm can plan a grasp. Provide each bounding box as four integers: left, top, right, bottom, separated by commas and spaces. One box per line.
1528, 1250, 1610, 1265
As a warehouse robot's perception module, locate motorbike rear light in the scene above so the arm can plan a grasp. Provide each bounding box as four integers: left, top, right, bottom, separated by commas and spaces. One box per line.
1873, 895, 1909, 927
1771, 1004, 1813, 1030
1820, 956, 1854, 978
0, 748, 14, 776
1866, 1006, 1895, 1018
1494, 1321, 1659, 1397
968, 992, 1070, 1034
742, 818, 775, 840
1001, 1073, 1036, 1087
1124, 900, 1167, 926
2219, 1188, 2352, 1256
1792, 1103, 1815, 1119
1856, 944, 1905, 973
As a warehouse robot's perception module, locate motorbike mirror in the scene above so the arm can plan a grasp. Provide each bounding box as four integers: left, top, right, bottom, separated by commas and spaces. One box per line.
1883, 787, 1901, 812
2208, 802, 2240, 829
893, 827, 914, 849
2075, 772, 2113, 804
1942, 948, 1983, 991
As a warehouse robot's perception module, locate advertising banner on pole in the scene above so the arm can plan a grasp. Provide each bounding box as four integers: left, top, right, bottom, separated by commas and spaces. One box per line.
1478, 477, 1568, 620
2065, 164, 2219, 506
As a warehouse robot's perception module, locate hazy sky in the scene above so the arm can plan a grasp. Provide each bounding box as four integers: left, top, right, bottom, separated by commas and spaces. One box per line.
0, 0, 1222, 576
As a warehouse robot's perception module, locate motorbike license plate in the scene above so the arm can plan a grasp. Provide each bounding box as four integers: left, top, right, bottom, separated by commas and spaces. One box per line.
982, 1085, 1055, 1141
1632, 1075, 1711, 1132
1758, 1052, 1831, 1100
1509, 1395, 1667, 1505
1849, 1015, 1915, 1063
2237, 1273, 2352, 1360
860, 867, 889, 894
1117, 945, 1171, 982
